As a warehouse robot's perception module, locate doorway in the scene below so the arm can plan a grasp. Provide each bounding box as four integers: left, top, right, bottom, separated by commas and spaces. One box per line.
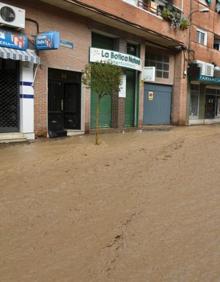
48, 69, 81, 137
0, 59, 19, 133
144, 84, 172, 125
125, 70, 136, 127
205, 95, 215, 119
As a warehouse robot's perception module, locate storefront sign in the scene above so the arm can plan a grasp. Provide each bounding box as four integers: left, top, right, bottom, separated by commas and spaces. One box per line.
0, 29, 28, 50
90, 47, 142, 71
199, 75, 220, 84
119, 75, 126, 98
35, 31, 60, 50
60, 39, 74, 49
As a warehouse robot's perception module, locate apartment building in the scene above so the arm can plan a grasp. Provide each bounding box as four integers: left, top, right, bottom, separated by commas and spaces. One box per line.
0, 0, 217, 141
188, 0, 220, 125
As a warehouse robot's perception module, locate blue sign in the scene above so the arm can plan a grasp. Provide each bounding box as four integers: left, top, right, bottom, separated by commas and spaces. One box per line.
60, 39, 74, 49
35, 31, 60, 50
0, 29, 28, 50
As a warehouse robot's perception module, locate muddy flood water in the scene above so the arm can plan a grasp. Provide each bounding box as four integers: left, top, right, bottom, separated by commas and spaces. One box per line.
1, 126, 220, 282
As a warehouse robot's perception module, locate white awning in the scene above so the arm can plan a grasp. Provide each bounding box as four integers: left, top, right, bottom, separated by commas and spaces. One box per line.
0, 47, 40, 64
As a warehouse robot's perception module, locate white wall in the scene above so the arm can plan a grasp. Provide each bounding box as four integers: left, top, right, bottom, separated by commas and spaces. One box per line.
19, 61, 35, 140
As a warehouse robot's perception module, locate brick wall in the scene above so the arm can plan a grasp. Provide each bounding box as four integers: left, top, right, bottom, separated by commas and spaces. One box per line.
3, 0, 213, 130
3, 0, 92, 136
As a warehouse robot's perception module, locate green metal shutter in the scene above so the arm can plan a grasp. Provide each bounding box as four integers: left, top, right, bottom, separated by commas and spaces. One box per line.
125, 70, 136, 127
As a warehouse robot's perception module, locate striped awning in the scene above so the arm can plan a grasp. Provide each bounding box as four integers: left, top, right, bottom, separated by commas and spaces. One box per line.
0, 47, 40, 64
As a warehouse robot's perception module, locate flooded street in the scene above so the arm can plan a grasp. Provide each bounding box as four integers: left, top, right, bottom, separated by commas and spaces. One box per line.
1, 126, 220, 282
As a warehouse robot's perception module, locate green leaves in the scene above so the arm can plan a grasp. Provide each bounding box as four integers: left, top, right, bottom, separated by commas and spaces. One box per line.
82, 63, 123, 98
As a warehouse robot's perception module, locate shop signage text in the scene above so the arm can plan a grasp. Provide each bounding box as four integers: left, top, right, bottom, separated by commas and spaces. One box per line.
36, 31, 60, 50
90, 47, 142, 71
0, 29, 28, 50
60, 39, 74, 49
119, 75, 126, 98
199, 75, 220, 84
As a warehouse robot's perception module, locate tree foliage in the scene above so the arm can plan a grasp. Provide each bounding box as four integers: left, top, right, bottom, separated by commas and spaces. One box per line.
82, 63, 122, 145
82, 63, 122, 97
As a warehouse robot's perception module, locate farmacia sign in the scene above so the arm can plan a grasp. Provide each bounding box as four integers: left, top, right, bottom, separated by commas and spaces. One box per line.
90, 47, 142, 71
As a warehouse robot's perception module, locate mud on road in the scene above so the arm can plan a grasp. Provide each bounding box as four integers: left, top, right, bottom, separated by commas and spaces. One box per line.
1, 125, 220, 282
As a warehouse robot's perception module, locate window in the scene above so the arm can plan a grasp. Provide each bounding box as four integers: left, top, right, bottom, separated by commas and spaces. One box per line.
216, 97, 220, 117
214, 37, 220, 51
127, 43, 140, 57
190, 85, 200, 118
145, 52, 170, 79
196, 29, 207, 46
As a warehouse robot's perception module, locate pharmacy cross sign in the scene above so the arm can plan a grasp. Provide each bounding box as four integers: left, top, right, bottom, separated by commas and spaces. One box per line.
90, 47, 142, 71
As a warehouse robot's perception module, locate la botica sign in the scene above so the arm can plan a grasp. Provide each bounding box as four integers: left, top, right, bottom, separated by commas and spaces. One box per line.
90, 47, 142, 71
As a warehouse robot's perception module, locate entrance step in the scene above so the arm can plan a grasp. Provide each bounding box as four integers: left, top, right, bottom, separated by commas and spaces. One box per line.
0, 133, 27, 144
142, 125, 174, 131
67, 130, 85, 136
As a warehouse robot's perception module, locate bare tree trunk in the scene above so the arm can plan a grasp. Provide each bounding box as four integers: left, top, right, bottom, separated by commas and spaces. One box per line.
95, 95, 101, 145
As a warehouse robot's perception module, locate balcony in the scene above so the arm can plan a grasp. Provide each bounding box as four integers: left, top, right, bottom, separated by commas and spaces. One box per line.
137, 0, 183, 28
137, 1, 181, 14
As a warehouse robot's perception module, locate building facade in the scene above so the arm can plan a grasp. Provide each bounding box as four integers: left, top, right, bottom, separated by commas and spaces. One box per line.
188, 0, 220, 125
0, 0, 217, 142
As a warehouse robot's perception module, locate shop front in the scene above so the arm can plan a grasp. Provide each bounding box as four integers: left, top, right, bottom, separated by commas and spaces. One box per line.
90, 33, 142, 129
0, 29, 39, 141
48, 69, 81, 137
143, 47, 174, 125
189, 62, 220, 125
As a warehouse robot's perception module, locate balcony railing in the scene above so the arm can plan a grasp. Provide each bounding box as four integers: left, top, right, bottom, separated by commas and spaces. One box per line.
137, 0, 183, 28
137, 1, 179, 14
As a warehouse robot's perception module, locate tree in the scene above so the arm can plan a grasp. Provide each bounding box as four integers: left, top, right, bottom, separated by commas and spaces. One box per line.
82, 63, 122, 145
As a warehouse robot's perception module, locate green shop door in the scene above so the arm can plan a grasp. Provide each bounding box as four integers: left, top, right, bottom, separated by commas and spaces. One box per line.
125, 70, 136, 127
91, 94, 112, 128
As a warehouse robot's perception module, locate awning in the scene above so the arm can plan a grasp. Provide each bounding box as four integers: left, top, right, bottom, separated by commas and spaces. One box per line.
0, 47, 40, 64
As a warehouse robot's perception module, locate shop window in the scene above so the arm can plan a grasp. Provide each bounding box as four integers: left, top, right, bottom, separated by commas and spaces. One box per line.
145, 52, 170, 79
190, 85, 200, 118
216, 97, 220, 117
190, 95, 199, 118
196, 29, 207, 46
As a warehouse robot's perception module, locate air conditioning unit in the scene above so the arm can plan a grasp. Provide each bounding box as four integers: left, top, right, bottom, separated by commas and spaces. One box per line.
143, 67, 156, 82
194, 60, 214, 77
0, 2, 25, 29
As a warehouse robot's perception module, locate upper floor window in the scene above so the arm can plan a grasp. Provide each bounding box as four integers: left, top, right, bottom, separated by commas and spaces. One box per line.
127, 43, 140, 57
196, 29, 207, 46
145, 52, 170, 79
214, 36, 220, 51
